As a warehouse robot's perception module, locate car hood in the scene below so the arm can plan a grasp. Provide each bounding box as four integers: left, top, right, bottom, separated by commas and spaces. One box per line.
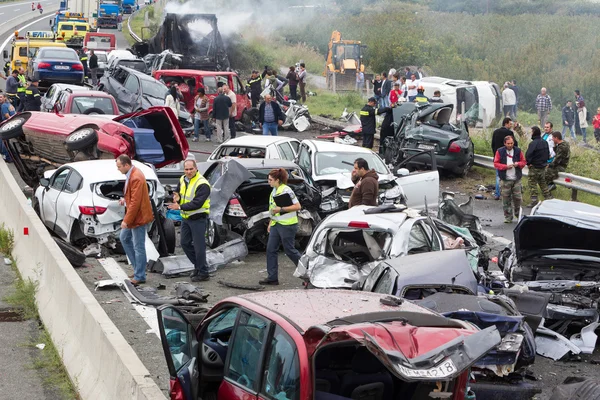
315, 171, 396, 190
514, 215, 600, 261
307, 321, 500, 382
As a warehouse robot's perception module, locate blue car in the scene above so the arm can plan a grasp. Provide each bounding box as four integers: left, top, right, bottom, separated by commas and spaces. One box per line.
27, 47, 84, 86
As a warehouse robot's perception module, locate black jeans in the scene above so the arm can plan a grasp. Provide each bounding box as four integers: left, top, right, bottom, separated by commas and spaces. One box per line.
266, 223, 301, 282
362, 134, 374, 149
228, 116, 236, 139
180, 217, 208, 276
289, 85, 297, 100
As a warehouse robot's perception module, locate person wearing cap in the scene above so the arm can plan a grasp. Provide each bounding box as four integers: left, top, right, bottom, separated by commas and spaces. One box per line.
415, 86, 429, 103
360, 97, 392, 149
246, 69, 263, 108
24, 78, 41, 111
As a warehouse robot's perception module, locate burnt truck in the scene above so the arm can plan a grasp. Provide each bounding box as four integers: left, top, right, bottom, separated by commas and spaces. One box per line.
130, 13, 230, 72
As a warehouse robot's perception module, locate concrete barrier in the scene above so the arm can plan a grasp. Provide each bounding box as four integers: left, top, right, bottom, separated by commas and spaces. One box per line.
0, 159, 166, 398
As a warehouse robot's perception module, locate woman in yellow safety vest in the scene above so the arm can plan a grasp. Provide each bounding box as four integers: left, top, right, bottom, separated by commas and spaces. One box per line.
260, 168, 302, 286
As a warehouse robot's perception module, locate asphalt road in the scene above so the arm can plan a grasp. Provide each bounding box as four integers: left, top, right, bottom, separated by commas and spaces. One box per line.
1, 11, 599, 399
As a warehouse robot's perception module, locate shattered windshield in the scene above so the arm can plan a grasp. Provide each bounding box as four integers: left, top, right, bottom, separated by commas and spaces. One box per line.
141, 80, 168, 100
316, 152, 388, 175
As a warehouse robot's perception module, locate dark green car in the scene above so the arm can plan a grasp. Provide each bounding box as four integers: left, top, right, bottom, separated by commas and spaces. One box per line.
385, 102, 475, 177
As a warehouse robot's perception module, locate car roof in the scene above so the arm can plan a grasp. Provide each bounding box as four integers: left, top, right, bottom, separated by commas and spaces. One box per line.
533, 199, 600, 225
156, 69, 238, 77
220, 136, 296, 147
70, 90, 114, 98
120, 66, 157, 82
303, 139, 375, 154
50, 83, 89, 92
214, 158, 299, 169
38, 47, 77, 55
320, 205, 412, 230
238, 289, 437, 333
61, 160, 157, 183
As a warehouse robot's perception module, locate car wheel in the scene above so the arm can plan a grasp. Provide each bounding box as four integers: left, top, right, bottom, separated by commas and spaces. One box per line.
65, 128, 98, 151
162, 217, 176, 254
205, 219, 221, 249
459, 145, 475, 178
53, 237, 86, 267
83, 107, 105, 115
0, 115, 29, 140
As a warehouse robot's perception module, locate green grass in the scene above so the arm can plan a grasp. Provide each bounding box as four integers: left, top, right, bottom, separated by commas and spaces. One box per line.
125, 6, 158, 46
0, 225, 77, 399
304, 91, 364, 118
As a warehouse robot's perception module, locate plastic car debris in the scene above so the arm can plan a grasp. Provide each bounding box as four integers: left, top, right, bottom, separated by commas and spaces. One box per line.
535, 326, 582, 360
94, 280, 122, 291
83, 243, 102, 257
173, 282, 209, 302
218, 280, 264, 291
570, 321, 600, 354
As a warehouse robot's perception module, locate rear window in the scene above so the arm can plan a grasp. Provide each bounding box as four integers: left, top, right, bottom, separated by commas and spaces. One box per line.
215, 146, 266, 159
96, 53, 107, 62
95, 180, 154, 199
312, 228, 392, 264
39, 49, 78, 60
118, 60, 146, 72
71, 96, 116, 114
316, 151, 388, 176
61, 24, 73, 31
75, 25, 88, 32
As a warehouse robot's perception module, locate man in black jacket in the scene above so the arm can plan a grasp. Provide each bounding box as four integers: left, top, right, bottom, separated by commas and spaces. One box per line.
89, 50, 99, 86
259, 94, 285, 136
525, 126, 550, 206
246, 70, 262, 107
360, 97, 391, 149
491, 118, 518, 199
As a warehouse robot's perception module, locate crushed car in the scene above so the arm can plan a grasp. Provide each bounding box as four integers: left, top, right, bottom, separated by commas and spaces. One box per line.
495, 199, 600, 359
359, 250, 542, 398
207, 136, 300, 161
156, 289, 500, 400
0, 106, 188, 188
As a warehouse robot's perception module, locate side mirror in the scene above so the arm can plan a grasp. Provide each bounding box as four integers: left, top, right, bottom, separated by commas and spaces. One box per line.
40, 178, 50, 188
396, 168, 409, 177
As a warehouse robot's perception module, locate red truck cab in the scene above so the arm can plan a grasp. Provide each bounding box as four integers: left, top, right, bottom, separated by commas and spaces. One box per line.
152, 69, 252, 121
83, 32, 116, 52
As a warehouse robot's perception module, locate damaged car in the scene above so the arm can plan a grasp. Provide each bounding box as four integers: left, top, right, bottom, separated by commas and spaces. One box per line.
360, 250, 542, 398
156, 289, 500, 400
0, 106, 188, 188
497, 199, 600, 337
32, 159, 173, 252
208, 136, 300, 161
199, 158, 321, 249
385, 102, 475, 177
296, 139, 439, 213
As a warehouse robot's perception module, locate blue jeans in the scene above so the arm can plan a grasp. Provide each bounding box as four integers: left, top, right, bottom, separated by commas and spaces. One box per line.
263, 121, 278, 136
495, 170, 501, 198
581, 127, 587, 143
380, 95, 389, 108
120, 224, 148, 281
194, 119, 211, 139
180, 217, 208, 276
562, 125, 576, 140
266, 223, 301, 281
408, 95, 417, 102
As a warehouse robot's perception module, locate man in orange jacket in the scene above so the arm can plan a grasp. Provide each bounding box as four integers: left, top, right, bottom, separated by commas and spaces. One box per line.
117, 155, 154, 285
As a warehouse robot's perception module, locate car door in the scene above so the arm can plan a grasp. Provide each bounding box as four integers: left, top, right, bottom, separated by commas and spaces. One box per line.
395, 150, 439, 209
257, 326, 301, 400
122, 73, 142, 112
40, 168, 71, 235
42, 85, 57, 112
53, 169, 83, 240
219, 310, 271, 399
295, 143, 313, 177
276, 142, 296, 161
108, 68, 132, 112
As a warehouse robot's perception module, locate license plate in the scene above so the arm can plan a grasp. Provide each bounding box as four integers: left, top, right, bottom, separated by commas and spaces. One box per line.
54, 65, 70, 70
418, 143, 436, 151
396, 359, 457, 379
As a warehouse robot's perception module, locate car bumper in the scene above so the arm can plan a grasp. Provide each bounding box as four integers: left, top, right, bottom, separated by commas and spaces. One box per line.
36, 71, 84, 85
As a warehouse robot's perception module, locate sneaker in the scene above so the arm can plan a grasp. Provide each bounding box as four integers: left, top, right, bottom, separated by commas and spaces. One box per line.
130, 279, 146, 286
191, 137, 198, 142
205, 137, 211, 142
191, 274, 210, 282
259, 279, 279, 286
504, 218, 512, 224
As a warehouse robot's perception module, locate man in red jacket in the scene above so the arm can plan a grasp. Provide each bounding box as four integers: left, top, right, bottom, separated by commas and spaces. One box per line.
493, 136, 526, 223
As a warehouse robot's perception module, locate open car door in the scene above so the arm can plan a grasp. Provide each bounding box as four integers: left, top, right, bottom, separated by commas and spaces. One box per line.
396, 149, 439, 209
157, 305, 200, 400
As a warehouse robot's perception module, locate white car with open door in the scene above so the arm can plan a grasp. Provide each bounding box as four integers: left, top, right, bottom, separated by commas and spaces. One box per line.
33, 159, 174, 253
207, 135, 300, 161
295, 139, 439, 214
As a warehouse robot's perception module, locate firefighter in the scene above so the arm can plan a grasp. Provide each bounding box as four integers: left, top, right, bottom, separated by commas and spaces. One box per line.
246, 69, 263, 108
359, 97, 391, 150
16, 67, 27, 112
79, 49, 89, 82
415, 86, 430, 103
24, 78, 41, 111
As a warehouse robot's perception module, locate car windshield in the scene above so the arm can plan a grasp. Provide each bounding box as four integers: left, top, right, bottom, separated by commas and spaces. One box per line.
40, 49, 78, 60
119, 60, 146, 72
140, 79, 167, 99
316, 152, 388, 175
96, 53, 107, 62
71, 96, 116, 115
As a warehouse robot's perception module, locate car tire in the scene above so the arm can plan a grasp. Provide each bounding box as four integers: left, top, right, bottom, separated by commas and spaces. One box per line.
459, 145, 475, 178
205, 219, 221, 249
65, 128, 98, 151
53, 237, 86, 267
162, 217, 176, 254
83, 107, 105, 115
0, 115, 29, 140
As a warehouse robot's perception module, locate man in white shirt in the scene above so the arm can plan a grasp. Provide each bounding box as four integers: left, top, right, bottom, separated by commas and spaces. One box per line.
406, 73, 420, 102
542, 122, 557, 161
502, 83, 516, 118
223, 84, 237, 139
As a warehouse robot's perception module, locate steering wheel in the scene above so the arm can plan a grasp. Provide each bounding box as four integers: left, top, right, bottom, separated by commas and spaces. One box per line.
237, 374, 251, 387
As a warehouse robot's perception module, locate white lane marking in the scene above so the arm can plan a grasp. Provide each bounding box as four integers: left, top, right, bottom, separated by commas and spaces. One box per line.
482, 229, 512, 246
0, 13, 51, 53
97, 257, 160, 338
13, 8, 20, 11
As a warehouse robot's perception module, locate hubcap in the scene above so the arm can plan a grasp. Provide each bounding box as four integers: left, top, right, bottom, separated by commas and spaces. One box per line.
1, 118, 24, 131
68, 129, 93, 142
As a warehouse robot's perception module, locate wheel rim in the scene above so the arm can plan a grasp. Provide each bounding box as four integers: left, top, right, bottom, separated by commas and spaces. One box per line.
206, 220, 215, 245
0, 117, 24, 132
67, 128, 94, 142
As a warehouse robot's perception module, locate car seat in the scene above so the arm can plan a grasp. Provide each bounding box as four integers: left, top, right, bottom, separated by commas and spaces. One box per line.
339, 347, 393, 400
315, 349, 341, 394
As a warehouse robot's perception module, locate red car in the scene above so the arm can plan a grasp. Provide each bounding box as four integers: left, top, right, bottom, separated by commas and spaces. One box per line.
152, 70, 252, 122
0, 106, 188, 187
54, 89, 120, 115
157, 290, 500, 400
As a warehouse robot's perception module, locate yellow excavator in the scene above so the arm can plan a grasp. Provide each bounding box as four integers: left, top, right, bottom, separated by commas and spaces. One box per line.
324, 30, 367, 91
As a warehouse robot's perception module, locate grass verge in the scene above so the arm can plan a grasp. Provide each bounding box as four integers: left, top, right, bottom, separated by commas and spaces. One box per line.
125, 5, 158, 46
0, 225, 78, 399
304, 91, 364, 118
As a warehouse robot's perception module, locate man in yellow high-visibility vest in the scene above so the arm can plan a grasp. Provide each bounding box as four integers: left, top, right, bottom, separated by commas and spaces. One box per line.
168, 159, 212, 282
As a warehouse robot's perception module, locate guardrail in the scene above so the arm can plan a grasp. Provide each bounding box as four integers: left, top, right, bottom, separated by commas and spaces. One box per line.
474, 154, 599, 201
127, 8, 142, 42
